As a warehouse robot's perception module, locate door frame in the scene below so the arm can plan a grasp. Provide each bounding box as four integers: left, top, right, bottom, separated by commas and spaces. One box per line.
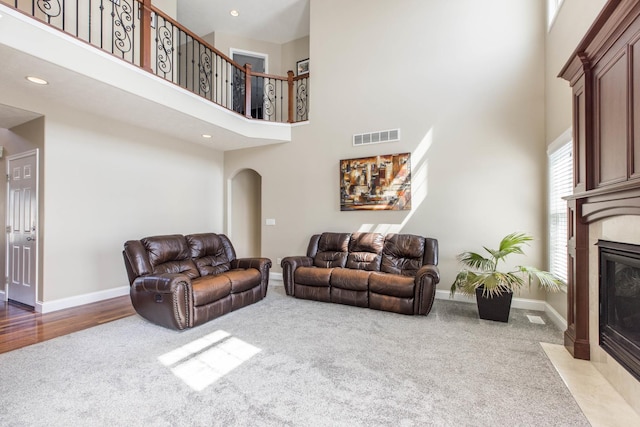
230, 48, 269, 118
229, 48, 269, 74
4, 149, 40, 305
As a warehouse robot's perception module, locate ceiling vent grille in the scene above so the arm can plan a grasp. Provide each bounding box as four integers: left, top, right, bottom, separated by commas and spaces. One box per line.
353, 128, 400, 147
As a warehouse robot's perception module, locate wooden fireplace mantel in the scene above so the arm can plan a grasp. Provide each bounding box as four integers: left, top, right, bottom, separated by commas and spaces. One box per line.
560, 0, 640, 360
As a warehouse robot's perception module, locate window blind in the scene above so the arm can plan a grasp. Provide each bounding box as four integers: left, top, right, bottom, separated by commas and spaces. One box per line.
548, 141, 573, 283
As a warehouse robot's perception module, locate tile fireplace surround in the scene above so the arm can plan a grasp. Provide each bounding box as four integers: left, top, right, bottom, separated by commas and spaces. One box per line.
588, 216, 640, 414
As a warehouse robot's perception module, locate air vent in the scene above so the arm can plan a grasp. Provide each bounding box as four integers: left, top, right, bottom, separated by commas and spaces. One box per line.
353, 128, 400, 147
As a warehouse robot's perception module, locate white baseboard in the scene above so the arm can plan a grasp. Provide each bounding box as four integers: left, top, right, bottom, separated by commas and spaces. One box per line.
270, 272, 283, 282
436, 290, 553, 311
544, 301, 568, 331
435, 290, 568, 328
37, 286, 129, 314
435, 289, 545, 311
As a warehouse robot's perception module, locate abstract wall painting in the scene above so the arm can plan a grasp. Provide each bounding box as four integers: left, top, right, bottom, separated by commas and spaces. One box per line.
340, 153, 411, 211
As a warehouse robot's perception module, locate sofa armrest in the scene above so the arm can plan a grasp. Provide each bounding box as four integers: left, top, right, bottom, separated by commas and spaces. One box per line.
130, 273, 193, 330
232, 257, 272, 271
414, 265, 440, 315
281, 256, 313, 296
417, 264, 440, 282
231, 258, 272, 297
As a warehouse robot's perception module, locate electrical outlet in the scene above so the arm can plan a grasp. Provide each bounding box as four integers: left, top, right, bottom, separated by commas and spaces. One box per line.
265, 218, 276, 226
277, 257, 282, 264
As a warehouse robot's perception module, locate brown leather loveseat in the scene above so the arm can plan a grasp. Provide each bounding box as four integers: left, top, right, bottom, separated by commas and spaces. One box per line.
281, 232, 439, 315
123, 233, 271, 330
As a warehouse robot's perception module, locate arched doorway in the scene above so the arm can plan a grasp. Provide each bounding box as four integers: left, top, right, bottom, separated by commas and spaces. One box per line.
229, 169, 261, 257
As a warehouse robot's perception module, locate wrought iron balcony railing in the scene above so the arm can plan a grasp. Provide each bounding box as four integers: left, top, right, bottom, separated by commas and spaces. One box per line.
3, 0, 309, 123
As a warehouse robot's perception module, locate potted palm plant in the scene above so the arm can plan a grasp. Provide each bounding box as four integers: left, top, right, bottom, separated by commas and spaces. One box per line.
450, 232, 564, 322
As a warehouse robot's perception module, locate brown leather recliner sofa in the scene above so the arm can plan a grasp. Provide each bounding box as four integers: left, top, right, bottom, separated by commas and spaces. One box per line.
281, 232, 439, 315
123, 233, 271, 330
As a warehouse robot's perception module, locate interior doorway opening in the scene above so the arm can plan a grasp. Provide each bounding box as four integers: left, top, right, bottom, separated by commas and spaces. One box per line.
229, 168, 262, 258
231, 49, 268, 119
0, 114, 44, 309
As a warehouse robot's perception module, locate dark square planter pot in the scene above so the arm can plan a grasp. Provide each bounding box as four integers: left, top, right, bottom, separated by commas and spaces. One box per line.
475, 287, 513, 322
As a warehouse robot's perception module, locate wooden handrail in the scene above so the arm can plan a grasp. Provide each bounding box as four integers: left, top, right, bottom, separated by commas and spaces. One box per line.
251, 71, 288, 81
3, 0, 308, 123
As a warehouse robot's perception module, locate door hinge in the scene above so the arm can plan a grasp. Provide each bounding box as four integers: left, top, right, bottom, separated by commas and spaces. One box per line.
5, 226, 10, 233
6, 174, 9, 182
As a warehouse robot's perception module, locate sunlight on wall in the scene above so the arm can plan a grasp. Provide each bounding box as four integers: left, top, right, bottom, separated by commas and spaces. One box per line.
158, 330, 261, 391
358, 127, 434, 234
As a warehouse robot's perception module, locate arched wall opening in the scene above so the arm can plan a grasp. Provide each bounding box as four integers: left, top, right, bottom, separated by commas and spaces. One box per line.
228, 168, 262, 258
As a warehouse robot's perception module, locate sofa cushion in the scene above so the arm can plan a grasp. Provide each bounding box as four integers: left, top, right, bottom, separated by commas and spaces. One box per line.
314, 233, 350, 268
295, 266, 332, 287
186, 233, 231, 276
369, 272, 415, 298
330, 268, 371, 291
346, 232, 383, 271
222, 269, 261, 294
381, 234, 426, 277
142, 235, 199, 279
191, 275, 232, 306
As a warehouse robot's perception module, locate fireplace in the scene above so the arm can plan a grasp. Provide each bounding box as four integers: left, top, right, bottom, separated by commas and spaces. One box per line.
598, 240, 640, 381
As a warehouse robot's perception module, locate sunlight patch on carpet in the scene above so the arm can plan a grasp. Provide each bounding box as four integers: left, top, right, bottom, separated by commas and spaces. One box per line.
158, 330, 261, 391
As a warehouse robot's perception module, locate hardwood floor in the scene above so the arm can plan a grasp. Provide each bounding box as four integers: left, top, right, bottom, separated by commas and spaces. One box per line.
0, 296, 135, 354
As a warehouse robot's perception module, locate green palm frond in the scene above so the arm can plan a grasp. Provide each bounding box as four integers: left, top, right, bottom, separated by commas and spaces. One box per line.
516, 265, 564, 292
492, 232, 531, 261
458, 251, 495, 271
451, 232, 563, 298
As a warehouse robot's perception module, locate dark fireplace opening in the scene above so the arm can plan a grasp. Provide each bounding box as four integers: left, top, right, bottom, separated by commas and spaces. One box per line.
598, 240, 640, 381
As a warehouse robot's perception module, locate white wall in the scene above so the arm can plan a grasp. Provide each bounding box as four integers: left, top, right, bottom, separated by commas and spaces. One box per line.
39, 107, 224, 303
282, 36, 310, 76
225, 0, 548, 299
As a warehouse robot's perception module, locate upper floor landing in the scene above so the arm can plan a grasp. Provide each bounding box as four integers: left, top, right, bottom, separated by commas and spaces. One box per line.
0, 1, 309, 150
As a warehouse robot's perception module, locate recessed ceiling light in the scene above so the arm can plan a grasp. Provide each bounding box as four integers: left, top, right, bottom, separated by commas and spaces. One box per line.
202, 134, 212, 139
230, 9, 239, 17
26, 76, 48, 85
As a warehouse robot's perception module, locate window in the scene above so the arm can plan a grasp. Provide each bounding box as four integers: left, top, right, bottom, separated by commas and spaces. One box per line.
548, 130, 573, 284
547, 0, 565, 30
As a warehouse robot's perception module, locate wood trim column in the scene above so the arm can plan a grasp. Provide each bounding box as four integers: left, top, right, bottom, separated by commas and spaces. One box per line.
244, 64, 253, 119
565, 198, 591, 359
287, 71, 295, 123
139, 0, 153, 72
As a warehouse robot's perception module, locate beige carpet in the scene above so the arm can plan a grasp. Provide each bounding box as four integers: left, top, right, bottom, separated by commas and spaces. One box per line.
0, 283, 589, 426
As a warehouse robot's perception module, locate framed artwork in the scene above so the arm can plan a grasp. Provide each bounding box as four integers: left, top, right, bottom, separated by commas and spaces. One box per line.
296, 58, 309, 76
340, 153, 411, 211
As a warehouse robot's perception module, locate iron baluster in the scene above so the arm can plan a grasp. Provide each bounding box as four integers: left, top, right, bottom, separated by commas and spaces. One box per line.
113, 0, 133, 57
156, 19, 173, 76
36, 0, 61, 19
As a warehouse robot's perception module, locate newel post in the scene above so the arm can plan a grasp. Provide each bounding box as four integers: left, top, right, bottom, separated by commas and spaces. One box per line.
244, 63, 253, 119
287, 70, 294, 123
139, 0, 153, 72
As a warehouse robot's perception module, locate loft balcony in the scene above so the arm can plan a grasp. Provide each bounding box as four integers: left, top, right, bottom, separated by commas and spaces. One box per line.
0, 0, 309, 150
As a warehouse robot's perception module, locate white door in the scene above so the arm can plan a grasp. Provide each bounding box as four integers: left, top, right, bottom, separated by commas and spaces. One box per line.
6, 150, 39, 307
